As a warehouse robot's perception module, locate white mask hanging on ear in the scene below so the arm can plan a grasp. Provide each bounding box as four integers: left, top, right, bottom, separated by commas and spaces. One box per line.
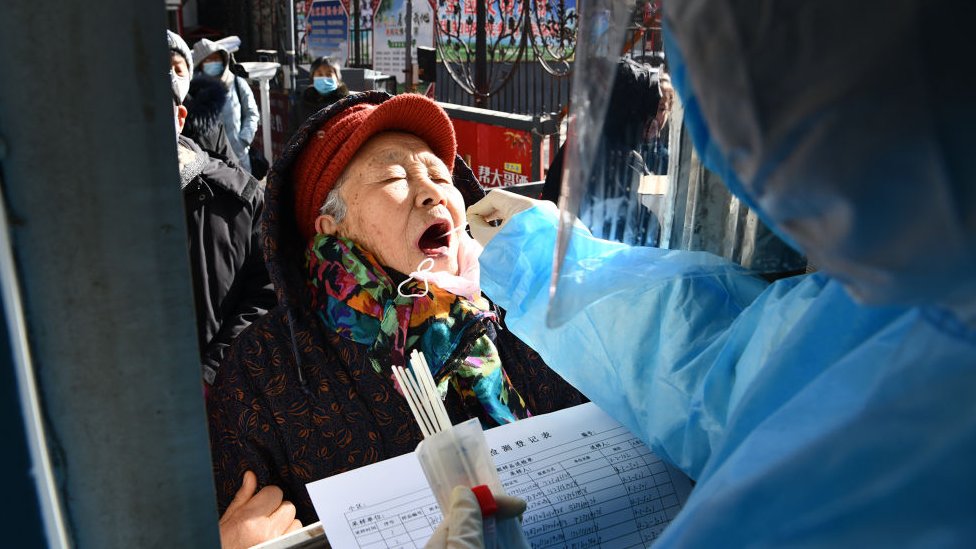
396, 227, 484, 301
397, 258, 434, 299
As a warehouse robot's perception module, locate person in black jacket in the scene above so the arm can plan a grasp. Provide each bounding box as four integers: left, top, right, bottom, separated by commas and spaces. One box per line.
183, 74, 241, 167
168, 30, 240, 167
169, 32, 296, 549
173, 73, 277, 387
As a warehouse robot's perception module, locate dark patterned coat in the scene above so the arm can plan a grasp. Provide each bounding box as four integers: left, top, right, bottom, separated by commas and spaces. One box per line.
207, 92, 585, 524
294, 83, 350, 133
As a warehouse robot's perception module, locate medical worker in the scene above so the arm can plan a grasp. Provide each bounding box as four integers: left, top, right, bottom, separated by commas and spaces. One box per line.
431, 0, 976, 546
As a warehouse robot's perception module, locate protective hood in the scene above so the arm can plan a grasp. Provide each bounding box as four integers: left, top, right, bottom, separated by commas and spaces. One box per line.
191, 38, 230, 74
663, 0, 976, 313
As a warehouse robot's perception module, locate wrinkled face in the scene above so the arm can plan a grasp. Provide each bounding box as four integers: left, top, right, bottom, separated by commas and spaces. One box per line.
315, 132, 464, 276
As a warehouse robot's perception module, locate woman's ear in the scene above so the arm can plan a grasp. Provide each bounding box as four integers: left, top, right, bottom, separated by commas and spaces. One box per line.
176, 104, 188, 133
314, 214, 340, 235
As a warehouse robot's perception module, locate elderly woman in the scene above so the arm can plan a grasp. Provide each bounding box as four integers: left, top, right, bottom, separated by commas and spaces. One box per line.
207, 92, 585, 523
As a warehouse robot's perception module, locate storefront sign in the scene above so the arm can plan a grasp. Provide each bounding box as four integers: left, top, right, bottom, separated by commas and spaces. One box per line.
371, 0, 435, 81
451, 118, 533, 188
307, 0, 349, 61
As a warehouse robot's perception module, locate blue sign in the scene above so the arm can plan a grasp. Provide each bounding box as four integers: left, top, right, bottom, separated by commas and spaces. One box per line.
308, 0, 349, 61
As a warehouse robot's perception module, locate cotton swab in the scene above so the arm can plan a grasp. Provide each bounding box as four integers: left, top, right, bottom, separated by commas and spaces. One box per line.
406, 364, 442, 435
398, 364, 439, 436
437, 222, 469, 239
411, 351, 451, 430
395, 364, 438, 437
397, 350, 453, 439
408, 351, 439, 428
400, 351, 520, 548
409, 350, 448, 432
392, 366, 432, 437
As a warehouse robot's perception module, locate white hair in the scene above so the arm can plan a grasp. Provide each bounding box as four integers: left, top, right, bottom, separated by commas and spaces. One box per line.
318, 171, 348, 223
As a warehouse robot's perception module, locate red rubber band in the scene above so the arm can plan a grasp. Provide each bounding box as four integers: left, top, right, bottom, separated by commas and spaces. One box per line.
471, 484, 498, 517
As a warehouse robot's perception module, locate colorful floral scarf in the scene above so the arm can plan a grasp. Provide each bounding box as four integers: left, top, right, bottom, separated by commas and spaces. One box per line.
305, 234, 530, 426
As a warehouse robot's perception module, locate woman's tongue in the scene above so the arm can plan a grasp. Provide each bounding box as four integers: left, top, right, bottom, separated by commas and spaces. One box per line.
418, 224, 450, 255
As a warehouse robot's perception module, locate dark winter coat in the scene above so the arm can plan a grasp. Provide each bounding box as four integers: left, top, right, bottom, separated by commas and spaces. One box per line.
294, 83, 349, 130
184, 75, 240, 167
207, 92, 585, 524
178, 136, 276, 384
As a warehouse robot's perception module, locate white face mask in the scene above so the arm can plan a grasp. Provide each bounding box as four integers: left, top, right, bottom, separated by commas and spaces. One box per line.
397, 258, 435, 299
171, 72, 184, 140
172, 69, 190, 104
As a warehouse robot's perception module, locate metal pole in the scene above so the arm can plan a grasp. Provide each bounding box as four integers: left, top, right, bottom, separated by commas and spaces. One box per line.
0, 1, 220, 546
354, 0, 362, 66
405, 0, 413, 90
260, 78, 274, 161
475, 0, 487, 107
289, 0, 298, 90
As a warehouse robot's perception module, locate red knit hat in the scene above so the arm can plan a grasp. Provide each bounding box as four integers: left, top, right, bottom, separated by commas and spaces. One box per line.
292, 94, 457, 242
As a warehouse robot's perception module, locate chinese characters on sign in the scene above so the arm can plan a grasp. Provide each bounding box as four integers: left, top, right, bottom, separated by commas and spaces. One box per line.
307, 0, 349, 61
452, 118, 534, 188
371, 0, 435, 80
476, 165, 530, 187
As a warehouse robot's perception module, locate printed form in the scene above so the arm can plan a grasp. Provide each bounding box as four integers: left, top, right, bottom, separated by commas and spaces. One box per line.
307, 402, 692, 548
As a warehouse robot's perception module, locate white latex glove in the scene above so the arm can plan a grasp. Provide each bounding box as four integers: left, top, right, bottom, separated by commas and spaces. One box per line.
425, 486, 527, 549
466, 189, 557, 247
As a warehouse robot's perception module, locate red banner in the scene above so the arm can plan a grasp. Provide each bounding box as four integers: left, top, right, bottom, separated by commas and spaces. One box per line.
451, 118, 533, 188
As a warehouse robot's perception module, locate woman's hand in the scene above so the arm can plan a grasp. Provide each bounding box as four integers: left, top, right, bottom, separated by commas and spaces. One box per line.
218, 471, 303, 549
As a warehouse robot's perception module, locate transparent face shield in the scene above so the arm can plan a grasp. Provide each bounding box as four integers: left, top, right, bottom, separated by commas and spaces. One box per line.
547, 0, 668, 327
546, 0, 810, 328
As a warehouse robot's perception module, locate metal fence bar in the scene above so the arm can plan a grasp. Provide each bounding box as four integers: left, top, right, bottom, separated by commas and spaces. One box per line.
435, 60, 571, 118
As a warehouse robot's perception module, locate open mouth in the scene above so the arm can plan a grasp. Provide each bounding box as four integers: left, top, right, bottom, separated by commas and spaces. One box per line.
418, 220, 452, 256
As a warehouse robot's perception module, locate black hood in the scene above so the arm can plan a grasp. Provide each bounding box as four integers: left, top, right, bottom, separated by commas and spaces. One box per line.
185, 75, 228, 137
604, 58, 661, 149
262, 91, 486, 312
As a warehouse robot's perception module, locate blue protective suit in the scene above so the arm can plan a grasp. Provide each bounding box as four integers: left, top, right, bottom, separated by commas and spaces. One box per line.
478, 1, 976, 545
481, 208, 976, 546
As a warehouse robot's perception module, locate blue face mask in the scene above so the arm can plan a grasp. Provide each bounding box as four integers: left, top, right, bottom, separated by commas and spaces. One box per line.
313, 76, 338, 95
202, 61, 224, 77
